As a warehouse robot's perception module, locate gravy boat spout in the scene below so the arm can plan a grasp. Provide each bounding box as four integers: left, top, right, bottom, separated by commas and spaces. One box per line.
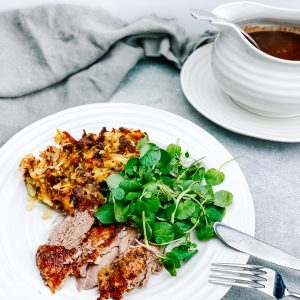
190, 8, 259, 49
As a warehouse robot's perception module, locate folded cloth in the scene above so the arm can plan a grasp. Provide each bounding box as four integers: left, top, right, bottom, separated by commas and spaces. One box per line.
0, 4, 214, 146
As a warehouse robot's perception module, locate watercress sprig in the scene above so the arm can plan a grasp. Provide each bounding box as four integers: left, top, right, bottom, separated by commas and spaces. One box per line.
95, 136, 233, 276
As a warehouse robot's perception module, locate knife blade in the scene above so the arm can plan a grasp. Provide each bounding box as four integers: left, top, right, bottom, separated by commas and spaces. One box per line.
214, 222, 300, 271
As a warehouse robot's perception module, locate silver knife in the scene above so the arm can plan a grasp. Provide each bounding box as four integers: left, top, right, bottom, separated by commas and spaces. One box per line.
214, 222, 300, 271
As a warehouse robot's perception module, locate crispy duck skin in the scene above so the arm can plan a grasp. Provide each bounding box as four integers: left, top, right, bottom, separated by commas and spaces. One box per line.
36, 245, 78, 293
20, 127, 145, 215
75, 225, 123, 271
98, 245, 162, 300
76, 226, 139, 290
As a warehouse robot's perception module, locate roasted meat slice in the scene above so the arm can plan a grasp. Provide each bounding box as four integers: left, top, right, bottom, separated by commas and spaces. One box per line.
36, 212, 138, 293
36, 211, 94, 293
98, 245, 162, 300
76, 226, 138, 290
48, 210, 95, 249
20, 127, 145, 215
78, 225, 123, 265
36, 245, 78, 293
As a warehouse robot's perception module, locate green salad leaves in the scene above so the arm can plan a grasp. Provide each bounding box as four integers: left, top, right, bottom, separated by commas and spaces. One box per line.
95, 136, 232, 276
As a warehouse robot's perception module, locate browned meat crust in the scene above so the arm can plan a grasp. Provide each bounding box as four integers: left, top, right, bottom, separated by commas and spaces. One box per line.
98, 245, 162, 300
75, 225, 123, 272
36, 245, 78, 293
20, 127, 145, 215
76, 226, 139, 290
36, 222, 138, 294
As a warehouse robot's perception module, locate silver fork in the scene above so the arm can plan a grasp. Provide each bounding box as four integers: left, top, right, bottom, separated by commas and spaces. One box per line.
209, 263, 300, 299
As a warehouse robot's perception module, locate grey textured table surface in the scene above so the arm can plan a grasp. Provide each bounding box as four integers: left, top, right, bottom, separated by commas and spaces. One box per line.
110, 58, 300, 299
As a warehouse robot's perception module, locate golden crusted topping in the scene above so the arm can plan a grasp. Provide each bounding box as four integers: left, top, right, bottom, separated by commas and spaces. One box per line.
76, 225, 123, 268
20, 127, 145, 215
98, 245, 162, 300
36, 245, 78, 293
98, 246, 147, 300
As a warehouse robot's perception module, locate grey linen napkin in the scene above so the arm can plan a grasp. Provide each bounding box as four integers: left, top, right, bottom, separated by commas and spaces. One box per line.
0, 4, 214, 146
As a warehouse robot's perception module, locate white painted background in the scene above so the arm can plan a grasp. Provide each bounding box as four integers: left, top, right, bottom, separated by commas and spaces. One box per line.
0, 0, 299, 36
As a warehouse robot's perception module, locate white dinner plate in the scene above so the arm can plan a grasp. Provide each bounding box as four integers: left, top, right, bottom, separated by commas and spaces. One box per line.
181, 43, 300, 143
0, 103, 255, 300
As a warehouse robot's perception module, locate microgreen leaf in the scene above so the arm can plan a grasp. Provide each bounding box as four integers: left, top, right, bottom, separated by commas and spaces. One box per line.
140, 147, 161, 167
107, 173, 124, 189
165, 252, 181, 268
137, 220, 153, 240
171, 242, 198, 261
152, 222, 175, 244
128, 203, 136, 213
139, 142, 157, 157
166, 144, 181, 158
144, 222, 153, 240
162, 257, 177, 276
125, 157, 139, 175
94, 203, 116, 224
192, 184, 214, 200
216, 207, 226, 218
143, 190, 152, 198
181, 180, 194, 190
214, 190, 233, 207
205, 168, 225, 186
125, 192, 142, 201
175, 200, 195, 220
173, 221, 193, 236
145, 213, 156, 223
119, 178, 142, 192
164, 204, 176, 219
114, 201, 128, 222
144, 196, 160, 214
160, 164, 173, 175
192, 167, 205, 181
135, 199, 147, 216
145, 182, 157, 194
206, 207, 223, 223
111, 188, 125, 200
196, 225, 215, 241
161, 176, 173, 186
162, 252, 181, 276
137, 135, 149, 149
157, 149, 171, 167
143, 170, 154, 182
191, 203, 201, 218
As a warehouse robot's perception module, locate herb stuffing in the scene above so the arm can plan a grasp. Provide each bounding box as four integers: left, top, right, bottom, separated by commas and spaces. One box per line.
95, 136, 233, 276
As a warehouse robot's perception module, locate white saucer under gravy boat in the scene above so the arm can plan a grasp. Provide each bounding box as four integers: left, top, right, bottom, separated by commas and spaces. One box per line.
180, 43, 300, 142
210, 1, 300, 118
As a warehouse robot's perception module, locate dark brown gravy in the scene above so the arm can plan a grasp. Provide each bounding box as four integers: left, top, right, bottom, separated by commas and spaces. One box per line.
244, 25, 300, 61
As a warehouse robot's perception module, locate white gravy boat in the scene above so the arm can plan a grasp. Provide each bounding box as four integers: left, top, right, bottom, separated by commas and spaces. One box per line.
211, 1, 300, 118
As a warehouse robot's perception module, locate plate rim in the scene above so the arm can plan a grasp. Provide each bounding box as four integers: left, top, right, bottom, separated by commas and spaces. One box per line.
0, 102, 255, 300
180, 43, 300, 143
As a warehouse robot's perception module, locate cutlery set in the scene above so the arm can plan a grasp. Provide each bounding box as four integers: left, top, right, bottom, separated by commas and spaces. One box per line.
210, 263, 300, 299
212, 223, 300, 299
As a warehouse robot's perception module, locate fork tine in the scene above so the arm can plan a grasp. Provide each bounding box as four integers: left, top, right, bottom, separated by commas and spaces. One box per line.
209, 277, 265, 289
212, 263, 265, 270
211, 263, 267, 275
211, 266, 267, 276
210, 268, 267, 281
